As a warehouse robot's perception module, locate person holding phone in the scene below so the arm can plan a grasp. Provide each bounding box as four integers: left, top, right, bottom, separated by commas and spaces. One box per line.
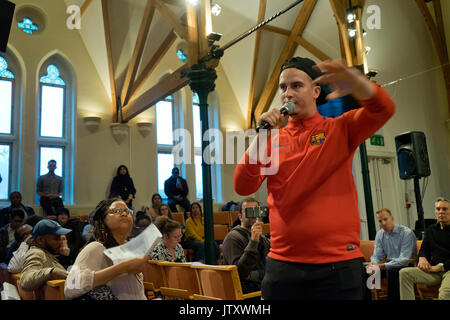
222, 197, 270, 294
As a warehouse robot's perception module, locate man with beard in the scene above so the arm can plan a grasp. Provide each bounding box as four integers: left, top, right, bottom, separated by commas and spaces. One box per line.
222, 197, 270, 294
20, 219, 71, 292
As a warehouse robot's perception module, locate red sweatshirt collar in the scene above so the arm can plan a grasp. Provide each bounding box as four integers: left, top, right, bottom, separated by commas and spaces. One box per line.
287, 112, 324, 131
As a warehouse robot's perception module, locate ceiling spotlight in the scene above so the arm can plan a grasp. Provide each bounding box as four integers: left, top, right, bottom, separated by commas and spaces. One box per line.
211, 3, 222, 16
346, 12, 356, 23
365, 46, 371, 54
363, 29, 367, 37
348, 29, 357, 38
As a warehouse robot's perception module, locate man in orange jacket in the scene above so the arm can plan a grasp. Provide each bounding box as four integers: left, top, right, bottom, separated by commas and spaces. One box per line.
234, 57, 395, 299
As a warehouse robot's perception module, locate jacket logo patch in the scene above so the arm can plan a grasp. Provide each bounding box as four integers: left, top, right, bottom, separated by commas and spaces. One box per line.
311, 132, 326, 145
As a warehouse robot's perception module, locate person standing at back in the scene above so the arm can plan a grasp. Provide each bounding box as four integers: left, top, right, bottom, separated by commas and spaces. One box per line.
109, 165, 136, 209
37, 160, 64, 219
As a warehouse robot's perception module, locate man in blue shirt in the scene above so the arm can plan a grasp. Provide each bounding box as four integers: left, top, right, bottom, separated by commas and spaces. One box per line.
366, 208, 417, 300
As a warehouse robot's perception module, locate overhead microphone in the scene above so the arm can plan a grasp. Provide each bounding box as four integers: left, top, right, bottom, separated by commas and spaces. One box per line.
256, 101, 295, 132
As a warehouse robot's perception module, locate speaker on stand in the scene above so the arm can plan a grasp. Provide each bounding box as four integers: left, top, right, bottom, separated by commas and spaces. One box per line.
0, 0, 16, 53
395, 131, 431, 239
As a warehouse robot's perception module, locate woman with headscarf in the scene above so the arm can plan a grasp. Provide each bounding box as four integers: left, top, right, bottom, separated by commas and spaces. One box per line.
109, 165, 136, 209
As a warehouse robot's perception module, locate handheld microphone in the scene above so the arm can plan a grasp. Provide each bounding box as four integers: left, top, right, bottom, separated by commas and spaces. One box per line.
256, 101, 295, 132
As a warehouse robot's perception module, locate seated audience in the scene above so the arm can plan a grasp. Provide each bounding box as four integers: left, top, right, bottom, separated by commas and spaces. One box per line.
365, 208, 417, 300
151, 216, 186, 262
64, 198, 149, 300
81, 210, 95, 244
7, 225, 33, 273
55, 208, 85, 269
183, 202, 219, 262
4, 224, 32, 267
131, 211, 152, 237
222, 197, 270, 294
36, 160, 64, 218
400, 197, 450, 300
0, 210, 25, 262
0, 191, 35, 228
143, 193, 162, 221
20, 219, 71, 292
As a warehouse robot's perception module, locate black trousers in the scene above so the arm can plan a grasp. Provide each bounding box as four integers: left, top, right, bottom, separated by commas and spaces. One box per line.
168, 197, 190, 217
40, 196, 64, 216
261, 257, 366, 300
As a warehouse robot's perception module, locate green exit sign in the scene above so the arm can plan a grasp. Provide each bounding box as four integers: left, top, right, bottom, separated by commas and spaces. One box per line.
370, 135, 384, 146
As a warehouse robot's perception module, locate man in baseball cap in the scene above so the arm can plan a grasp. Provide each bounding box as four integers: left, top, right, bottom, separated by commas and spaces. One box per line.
20, 219, 71, 293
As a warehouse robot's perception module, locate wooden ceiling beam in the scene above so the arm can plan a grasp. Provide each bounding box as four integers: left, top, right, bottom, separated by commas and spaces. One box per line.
253, 0, 318, 122
186, 4, 199, 66
122, 59, 219, 122
128, 31, 177, 104
120, 0, 155, 107
80, 0, 94, 17
247, 0, 267, 129
294, 36, 331, 61
329, 0, 367, 72
416, 0, 450, 114
101, 0, 118, 122
154, 0, 188, 40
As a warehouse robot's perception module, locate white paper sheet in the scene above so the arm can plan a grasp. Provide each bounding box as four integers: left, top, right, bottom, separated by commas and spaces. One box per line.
103, 224, 162, 265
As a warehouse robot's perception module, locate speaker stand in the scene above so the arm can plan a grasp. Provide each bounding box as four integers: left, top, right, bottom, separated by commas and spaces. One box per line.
413, 177, 425, 240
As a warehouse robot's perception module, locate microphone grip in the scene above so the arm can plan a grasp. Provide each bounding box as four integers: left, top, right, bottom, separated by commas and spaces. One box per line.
256, 120, 271, 133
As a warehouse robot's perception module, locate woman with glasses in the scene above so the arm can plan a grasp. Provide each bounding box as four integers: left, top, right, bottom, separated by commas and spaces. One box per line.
64, 198, 149, 300
151, 216, 186, 262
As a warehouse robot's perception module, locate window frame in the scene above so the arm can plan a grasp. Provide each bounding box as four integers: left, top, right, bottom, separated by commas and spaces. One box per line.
0, 54, 19, 202
36, 58, 75, 204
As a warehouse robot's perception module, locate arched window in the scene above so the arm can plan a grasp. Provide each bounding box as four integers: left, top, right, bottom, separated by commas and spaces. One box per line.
37, 57, 75, 203
156, 95, 176, 197
192, 92, 222, 202
0, 56, 15, 200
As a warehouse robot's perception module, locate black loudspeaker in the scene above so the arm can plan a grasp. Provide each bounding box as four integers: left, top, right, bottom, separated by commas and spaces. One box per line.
0, 0, 16, 53
395, 131, 431, 180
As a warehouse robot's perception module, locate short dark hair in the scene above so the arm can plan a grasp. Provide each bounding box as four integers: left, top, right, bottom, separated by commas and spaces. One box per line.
10, 209, 25, 220
56, 207, 70, 217
240, 197, 259, 214
9, 191, 22, 201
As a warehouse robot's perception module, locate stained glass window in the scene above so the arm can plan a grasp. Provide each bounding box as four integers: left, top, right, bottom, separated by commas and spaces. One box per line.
40, 65, 66, 86
0, 56, 14, 79
17, 18, 39, 35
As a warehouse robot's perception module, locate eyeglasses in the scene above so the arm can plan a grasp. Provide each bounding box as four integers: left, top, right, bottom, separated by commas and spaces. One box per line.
108, 208, 132, 216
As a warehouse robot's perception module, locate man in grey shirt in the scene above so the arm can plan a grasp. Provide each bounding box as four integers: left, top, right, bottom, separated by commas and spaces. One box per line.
36, 160, 64, 218
222, 197, 270, 294
366, 208, 417, 300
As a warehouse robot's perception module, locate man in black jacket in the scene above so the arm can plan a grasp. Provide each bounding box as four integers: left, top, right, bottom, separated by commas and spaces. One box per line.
164, 167, 190, 215
399, 197, 450, 300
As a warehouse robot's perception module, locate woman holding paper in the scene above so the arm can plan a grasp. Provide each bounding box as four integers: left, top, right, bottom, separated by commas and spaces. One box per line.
64, 198, 149, 300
